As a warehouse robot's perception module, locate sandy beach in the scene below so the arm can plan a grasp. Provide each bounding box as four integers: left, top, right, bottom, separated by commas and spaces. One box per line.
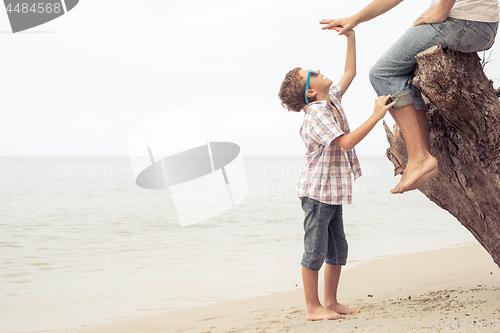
65, 243, 500, 333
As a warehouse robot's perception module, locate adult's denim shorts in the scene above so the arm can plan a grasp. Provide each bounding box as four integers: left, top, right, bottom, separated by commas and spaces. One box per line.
369, 17, 498, 110
300, 197, 348, 271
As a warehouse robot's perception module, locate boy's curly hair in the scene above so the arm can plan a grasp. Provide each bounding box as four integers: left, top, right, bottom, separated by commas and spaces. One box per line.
278, 67, 317, 112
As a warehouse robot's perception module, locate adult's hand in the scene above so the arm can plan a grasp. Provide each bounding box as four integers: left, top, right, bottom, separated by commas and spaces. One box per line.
320, 16, 358, 35
413, 4, 450, 26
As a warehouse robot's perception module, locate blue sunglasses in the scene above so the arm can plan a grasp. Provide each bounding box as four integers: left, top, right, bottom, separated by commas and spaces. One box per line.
304, 70, 319, 104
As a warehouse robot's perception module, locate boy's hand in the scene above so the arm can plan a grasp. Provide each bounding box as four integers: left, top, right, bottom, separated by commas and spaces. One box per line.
320, 16, 358, 35
374, 95, 395, 120
331, 27, 355, 37
343, 29, 355, 37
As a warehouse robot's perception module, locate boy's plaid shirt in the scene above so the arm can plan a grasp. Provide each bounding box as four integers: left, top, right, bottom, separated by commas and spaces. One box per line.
297, 83, 362, 205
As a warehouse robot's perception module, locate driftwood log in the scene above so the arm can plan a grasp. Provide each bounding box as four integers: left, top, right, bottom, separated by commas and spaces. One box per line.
385, 45, 500, 267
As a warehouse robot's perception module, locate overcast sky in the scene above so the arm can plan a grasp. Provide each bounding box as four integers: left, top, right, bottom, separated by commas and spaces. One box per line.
2, 0, 500, 156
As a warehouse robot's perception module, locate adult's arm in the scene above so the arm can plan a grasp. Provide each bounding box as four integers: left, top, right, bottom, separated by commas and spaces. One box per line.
320, 0, 403, 35
413, 0, 456, 26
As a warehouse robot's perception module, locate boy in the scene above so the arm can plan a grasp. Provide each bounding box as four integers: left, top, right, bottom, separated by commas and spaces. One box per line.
278, 29, 395, 320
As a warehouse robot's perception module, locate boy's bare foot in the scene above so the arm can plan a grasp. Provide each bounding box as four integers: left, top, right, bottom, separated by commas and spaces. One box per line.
306, 305, 344, 321
391, 155, 438, 194
404, 167, 439, 192
325, 302, 360, 314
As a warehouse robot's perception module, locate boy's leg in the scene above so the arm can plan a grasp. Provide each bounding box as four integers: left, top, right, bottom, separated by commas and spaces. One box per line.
323, 205, 359, 314
302, 266, 342, 320
389, 105, 438, 194
300, 197, 343, 320
324, 264, 359, 314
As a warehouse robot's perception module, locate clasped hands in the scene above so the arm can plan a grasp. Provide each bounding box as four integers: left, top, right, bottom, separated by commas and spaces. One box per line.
320, 6, 448, 35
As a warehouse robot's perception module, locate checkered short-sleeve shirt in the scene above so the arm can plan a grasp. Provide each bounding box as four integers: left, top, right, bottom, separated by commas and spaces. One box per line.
297, 83, 362, 205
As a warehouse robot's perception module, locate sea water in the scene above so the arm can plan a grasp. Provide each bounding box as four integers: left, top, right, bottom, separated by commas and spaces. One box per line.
0, 156, 475, 332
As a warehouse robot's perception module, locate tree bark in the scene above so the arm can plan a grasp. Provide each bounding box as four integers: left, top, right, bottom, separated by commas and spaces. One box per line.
385, 45, 500, 267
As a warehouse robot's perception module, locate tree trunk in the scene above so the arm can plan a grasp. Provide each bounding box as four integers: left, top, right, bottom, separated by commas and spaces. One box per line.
385, 45, 500, 267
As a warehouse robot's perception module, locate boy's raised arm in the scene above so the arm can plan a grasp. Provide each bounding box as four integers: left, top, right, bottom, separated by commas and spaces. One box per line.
337, 30, 356, 94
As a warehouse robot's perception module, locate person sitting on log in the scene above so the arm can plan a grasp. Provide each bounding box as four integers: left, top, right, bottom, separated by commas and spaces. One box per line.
320, 0, 499, 194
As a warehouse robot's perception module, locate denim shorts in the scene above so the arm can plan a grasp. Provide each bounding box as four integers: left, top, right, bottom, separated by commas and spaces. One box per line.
300, 197, 348, 271
369, 17, 498, 110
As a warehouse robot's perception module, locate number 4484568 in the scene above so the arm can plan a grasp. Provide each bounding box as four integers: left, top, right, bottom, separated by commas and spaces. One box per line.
443, 319, 499, 329
6, 3, 62, 14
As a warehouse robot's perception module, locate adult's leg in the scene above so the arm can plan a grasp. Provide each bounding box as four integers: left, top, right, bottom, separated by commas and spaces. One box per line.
393, 20, 498, 192
388, 105, 437, 193
404, 109, 440, 191
372, 19, 499, 193
369, 22, 451, 193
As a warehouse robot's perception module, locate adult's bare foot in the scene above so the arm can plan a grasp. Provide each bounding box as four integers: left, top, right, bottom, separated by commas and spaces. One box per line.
326, 302, 360, 314
404, 167, 439, 192
391, 155, 438, 194
306, 305, 344, 321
